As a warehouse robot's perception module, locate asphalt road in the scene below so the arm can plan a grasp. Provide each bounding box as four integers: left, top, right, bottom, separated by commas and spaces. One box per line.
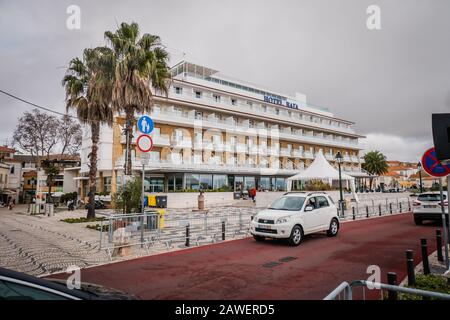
49, 213, 440, 300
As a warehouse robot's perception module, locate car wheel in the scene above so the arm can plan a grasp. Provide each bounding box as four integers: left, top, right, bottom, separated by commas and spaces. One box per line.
414, 216, 422, 225
327, 218, 339, 237
253, 235, 265, 242
288, 225, 303, 246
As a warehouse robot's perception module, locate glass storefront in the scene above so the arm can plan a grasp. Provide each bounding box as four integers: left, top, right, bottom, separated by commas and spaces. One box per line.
144, 176, 164, 193
213, 174, 228, 190
167, 173, 183, 191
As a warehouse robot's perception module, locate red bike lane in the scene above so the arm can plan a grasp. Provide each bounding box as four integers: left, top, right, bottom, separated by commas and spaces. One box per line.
49, 213, 439, 299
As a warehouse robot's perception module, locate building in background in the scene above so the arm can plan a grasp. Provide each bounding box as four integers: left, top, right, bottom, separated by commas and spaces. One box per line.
78, 61, 365, 197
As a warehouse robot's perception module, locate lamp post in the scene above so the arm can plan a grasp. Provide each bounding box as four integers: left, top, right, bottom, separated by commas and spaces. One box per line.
417, 161, 423, 193
335, 152, 344, 216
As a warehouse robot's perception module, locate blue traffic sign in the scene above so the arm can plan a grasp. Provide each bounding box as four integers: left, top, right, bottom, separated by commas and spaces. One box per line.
137, 115, 154, 134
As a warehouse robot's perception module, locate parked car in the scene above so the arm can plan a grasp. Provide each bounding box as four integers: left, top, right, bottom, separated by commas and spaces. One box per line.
0, 267, 136, 300
250, 192, 340, 246
412, 192, 448, 225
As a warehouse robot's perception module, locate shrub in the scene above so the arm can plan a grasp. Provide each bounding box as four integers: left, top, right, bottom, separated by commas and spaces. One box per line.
61, 217, 105, 223
399, 274, 450, 300
112, 177, 142, 213
86, 224, 109, 232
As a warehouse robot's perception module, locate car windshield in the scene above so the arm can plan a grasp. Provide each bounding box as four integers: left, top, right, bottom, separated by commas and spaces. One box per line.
418, 194, 447, 202
269, 196, 306, 211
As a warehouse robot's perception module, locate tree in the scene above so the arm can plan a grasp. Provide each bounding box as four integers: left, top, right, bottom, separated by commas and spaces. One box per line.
62, 47, 114, 219
362, 150, 389, 189
41, 159, 59, 203
111, 177, 142, 214
59, 115, 82, 155
12, 109, 60, 158
105, 22, 171, 175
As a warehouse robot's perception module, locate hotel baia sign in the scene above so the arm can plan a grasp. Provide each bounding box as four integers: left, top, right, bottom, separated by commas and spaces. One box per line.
263, 95, 299, 110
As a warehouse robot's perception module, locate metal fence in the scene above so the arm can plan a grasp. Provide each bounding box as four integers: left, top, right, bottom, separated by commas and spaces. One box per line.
97, 197, 413, 261
338, 197, 412, 220
324, 280, 450, 300
97, 209, 253, 260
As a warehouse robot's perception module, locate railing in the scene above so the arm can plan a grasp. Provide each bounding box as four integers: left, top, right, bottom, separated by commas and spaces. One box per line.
338, 197, 412, 220
98, 209, 253, 261
324, 280, 450, 300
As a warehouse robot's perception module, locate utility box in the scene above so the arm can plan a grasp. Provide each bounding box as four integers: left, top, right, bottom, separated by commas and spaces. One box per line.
155, 195, 167, 208
147, 195, 157, 207
156, 208, 166, 229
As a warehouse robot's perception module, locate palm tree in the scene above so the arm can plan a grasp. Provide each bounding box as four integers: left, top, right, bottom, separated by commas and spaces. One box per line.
104, 22, 171, 175
62, 47, 115, 219
362, 150, 389, 189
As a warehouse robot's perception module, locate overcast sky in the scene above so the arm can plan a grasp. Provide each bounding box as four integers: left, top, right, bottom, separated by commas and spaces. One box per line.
0, 0, 449, 161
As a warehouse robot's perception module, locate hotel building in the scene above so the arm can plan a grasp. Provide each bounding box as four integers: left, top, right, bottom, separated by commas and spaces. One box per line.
77, 61, 365, 197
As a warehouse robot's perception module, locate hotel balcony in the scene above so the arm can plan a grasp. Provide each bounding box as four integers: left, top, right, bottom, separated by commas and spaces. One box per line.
248, 145, 259, 155
351, 155, 360, 163
151, 134, 170, 147
149, 108, 362, 151
325, 153, 334, 161
343, 155, 351, 162
167, 85, 357, 135
304, 151, 314, 159
268, 147, 280, 157
293, 150, 304, 158
280, 148, 292, 157
236, 144, 247, 153
171, 137, 192, 148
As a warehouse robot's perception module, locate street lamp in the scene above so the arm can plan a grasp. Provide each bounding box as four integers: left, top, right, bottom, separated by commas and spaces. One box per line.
335, 152, 344, 216
417, 161, 423, 193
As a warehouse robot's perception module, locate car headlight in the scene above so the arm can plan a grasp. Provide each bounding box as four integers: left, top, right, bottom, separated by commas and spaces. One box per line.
276, 216, 291, 224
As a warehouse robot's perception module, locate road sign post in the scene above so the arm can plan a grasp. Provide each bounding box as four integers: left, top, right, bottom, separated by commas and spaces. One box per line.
137, 115, 154, 247
421, 147, 450, 270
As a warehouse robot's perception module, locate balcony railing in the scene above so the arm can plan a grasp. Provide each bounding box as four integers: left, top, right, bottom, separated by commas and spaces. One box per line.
280, 148, 292, 157
149, 109, 362, 150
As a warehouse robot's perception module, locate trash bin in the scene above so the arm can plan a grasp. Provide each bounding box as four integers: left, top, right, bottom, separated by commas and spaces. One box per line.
148, 195, 157, 207
233, 191, 241, 200
198, 192, 205, 210
155, 195, 167, 208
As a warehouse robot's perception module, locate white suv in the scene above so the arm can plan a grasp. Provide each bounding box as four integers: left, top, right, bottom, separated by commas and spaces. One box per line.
413, 192, 448, 225
250, 192, 340, 246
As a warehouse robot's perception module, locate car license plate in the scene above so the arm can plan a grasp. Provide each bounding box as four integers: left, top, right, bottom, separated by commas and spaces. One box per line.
258, 224, 271, 229
423, 205, 436, 208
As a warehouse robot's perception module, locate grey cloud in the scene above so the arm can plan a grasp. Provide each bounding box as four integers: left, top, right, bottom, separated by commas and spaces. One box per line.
0, 0, 449, 159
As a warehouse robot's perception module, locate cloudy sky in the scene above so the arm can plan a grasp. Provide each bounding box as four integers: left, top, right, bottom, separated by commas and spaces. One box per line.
0, 0, 449, 161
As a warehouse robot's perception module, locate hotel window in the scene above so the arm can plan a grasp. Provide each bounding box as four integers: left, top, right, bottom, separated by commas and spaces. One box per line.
231, 98, 237, 106
175, 86, 183, 95
195, 90, 202, 99
213, 94, 221, 102
288, 111, 292, 117
246, 101, 253, 107
275, 108, 280, 115
261, 105, 267, 112
103, 177, 111, 193
195, 111, 203, 120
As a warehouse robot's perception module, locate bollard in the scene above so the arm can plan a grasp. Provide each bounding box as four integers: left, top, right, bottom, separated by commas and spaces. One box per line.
379, 204, 382, 216
408, 199, 411, 212
222, 221, 226, 241
389, 203, 392, 214
387, 272, 398, 300
185, 224, 190, 247
366, 205, 369, 218
406, 250, 416, 286
436, 230, 443, 262
399, 202, 402, 213
421, 239, 430, 275
352, 207, 355, 220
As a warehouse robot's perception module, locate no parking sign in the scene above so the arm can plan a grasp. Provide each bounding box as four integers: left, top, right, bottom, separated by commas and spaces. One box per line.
421, 147, 450, 177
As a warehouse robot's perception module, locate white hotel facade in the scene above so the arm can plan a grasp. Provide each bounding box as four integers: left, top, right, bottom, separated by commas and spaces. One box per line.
78, 61, 365, 197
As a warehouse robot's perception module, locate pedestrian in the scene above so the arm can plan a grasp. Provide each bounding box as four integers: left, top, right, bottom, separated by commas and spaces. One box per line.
249, 187, 257, 203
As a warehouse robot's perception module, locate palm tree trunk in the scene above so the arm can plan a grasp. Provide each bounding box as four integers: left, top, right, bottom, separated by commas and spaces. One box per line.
87, 122, 99, 219
125, 111, 133, 176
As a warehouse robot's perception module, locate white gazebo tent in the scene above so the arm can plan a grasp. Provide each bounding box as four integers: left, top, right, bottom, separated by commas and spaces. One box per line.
286, 151, 359, 202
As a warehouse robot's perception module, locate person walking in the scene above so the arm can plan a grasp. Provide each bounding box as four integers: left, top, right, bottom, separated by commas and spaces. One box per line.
249, 187, 257, 203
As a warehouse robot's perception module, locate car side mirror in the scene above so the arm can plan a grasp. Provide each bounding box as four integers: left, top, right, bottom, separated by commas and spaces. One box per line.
305, 205, 314, 212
